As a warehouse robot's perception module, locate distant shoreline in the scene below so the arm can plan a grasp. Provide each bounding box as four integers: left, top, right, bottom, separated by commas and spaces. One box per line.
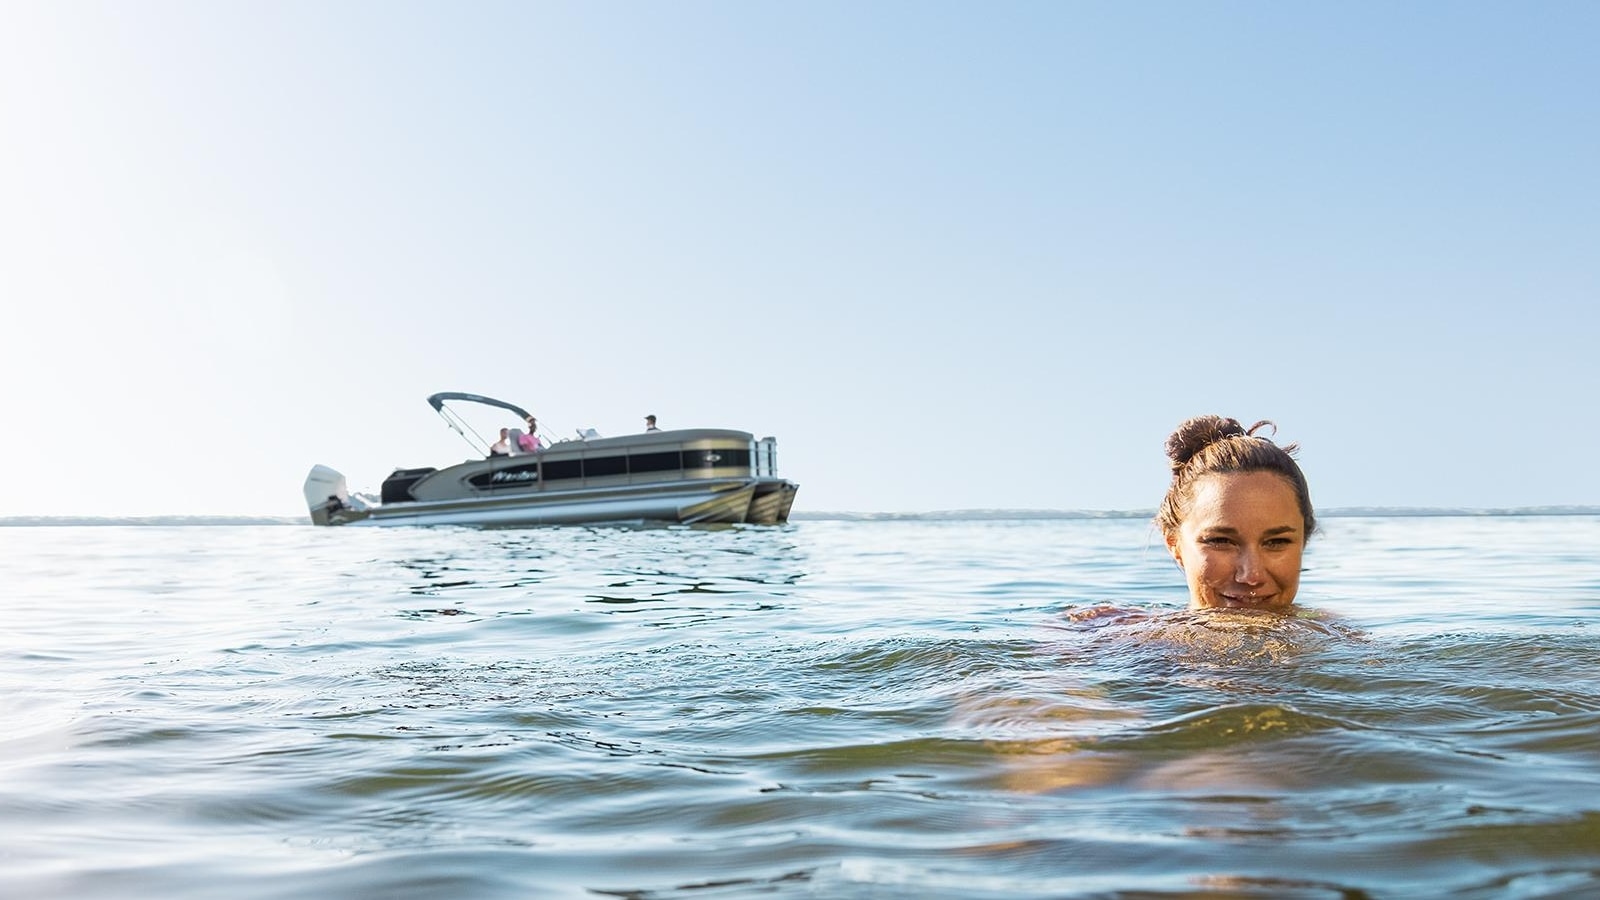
792, 506, 1600, 521
3, 506, 1599, 526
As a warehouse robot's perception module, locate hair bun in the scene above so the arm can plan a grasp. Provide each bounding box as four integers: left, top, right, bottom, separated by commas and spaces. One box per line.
1165, 415, 1250, 471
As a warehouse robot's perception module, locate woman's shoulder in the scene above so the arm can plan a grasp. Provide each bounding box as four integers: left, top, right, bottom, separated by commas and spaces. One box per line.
1056, 602, 1364, 641
1061, 604, 1153, 628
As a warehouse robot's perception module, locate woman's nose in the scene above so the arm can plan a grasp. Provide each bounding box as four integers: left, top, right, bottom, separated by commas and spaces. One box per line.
1236, 548, 1265, 585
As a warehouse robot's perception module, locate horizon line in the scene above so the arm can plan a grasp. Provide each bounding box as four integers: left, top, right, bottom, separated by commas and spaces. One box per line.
3, 505, 1599, 526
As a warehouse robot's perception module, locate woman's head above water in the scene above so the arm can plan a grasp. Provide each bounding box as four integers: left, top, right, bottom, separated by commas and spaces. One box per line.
1157, 416, 1314, 611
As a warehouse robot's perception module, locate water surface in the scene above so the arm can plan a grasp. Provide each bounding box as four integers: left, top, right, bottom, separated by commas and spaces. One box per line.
2, 516, 1598, 898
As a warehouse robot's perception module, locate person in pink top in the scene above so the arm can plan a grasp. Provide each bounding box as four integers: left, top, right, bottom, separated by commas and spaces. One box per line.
517, 416, 542, 452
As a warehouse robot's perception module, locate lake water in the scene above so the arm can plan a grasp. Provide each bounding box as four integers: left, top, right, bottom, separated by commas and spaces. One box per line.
3, 515, 1599, 898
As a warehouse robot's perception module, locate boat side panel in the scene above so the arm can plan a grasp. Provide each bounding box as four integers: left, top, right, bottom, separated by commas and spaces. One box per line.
357, 479, 757, 527
405, 434, 762, 503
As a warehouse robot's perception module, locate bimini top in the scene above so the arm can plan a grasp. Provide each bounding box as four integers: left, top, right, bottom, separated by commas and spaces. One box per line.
426, 392, 534, 421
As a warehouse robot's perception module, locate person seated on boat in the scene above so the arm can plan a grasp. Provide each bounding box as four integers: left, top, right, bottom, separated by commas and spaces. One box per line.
518, 416, 542, 452
489, 428, 512, 457
506, 428, 529, 455
644, 414, 660, 432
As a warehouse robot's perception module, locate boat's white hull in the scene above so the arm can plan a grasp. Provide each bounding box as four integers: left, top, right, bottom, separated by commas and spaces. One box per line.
343, 479, 763, 528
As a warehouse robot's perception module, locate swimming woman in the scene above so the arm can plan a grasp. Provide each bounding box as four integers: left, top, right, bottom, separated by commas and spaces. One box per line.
980, 418, 1328, 790
1158, 415, 1313, 612
1067, 414, 1316, 625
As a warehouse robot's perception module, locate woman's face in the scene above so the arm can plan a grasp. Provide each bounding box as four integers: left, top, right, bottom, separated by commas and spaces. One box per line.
1165, 471, 1305, 611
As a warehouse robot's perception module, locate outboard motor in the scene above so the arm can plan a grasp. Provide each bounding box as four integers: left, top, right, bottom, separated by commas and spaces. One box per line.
303, 464, 350, 527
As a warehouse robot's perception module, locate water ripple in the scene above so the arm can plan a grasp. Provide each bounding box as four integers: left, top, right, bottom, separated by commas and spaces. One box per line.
2, 519, 1599, 897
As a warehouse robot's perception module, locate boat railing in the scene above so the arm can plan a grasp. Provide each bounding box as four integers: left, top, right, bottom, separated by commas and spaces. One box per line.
752, 436, 779, 477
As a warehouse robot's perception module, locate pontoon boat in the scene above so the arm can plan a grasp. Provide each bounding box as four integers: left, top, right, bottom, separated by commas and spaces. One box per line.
303, 393, 798, 527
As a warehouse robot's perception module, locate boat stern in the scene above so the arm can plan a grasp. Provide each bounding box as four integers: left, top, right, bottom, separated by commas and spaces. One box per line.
303, 464, 370, 526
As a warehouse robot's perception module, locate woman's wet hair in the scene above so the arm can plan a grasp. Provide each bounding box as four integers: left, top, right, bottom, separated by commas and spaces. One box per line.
1156, 415, 1315, 541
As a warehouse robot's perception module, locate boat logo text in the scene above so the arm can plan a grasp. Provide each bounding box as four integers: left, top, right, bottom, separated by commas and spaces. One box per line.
489, 470, 539, 483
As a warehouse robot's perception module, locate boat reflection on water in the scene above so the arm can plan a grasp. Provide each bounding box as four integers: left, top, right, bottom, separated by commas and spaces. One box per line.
303, 392, 798, 528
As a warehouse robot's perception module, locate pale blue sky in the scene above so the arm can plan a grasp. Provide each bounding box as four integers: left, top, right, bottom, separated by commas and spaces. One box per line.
2, 2, 1595, 517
